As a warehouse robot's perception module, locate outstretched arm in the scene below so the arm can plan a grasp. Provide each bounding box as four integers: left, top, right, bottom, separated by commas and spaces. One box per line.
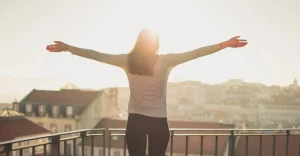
46, 41, 127, 68
164, 36, 248, 67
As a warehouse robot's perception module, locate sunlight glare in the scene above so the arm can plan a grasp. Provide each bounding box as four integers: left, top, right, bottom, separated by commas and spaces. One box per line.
120, 1, 186, 34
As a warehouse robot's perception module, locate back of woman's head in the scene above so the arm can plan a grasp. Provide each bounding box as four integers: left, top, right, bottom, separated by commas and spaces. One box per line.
128, 28, 159, 76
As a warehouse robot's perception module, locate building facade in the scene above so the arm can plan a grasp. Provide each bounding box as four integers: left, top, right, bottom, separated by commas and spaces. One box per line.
13, 87, 120, 155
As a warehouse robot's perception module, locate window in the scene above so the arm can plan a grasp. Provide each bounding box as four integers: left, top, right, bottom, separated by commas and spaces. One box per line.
26, 104, 32, 113
52, 105, 59, 117
14, 103, 19, 112
114, 151, 120, 156
64, 124, 72, 132
50, 123, 58, 133
66, 106, 73, 116
39, 105, 45, 114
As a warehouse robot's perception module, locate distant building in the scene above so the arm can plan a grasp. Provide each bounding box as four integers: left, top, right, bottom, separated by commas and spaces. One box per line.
14, 87, 120, 155
15, 89, 99, 133
15, 88, 121, 131
0, 109, 50, 156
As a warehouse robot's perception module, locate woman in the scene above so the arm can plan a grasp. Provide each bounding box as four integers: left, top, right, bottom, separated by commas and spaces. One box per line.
46, 28, 247, 156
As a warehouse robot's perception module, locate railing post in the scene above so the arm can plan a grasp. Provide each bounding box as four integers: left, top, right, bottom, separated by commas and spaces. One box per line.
170, 130, 174, 156
91, 136, 94, 156
215, 136, 219, 156
103, 129, 106, 156
232, 130, 235, 156
286, 130, 290, 156
64, 140, 67, 156
272, 135, 276, 156
73, 138, 77, 156
50, 135, 60, 156
123, 135, 127, 156
80, 131, 87, 156
228, 130, 235, 156
200, 136, 204, 156
259, 135, 262, 156
3, 143, 12, 156
185, 136, 189, 156
108, 130, 111, 156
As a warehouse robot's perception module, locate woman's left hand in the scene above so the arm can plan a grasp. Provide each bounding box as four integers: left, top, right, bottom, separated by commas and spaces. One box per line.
223, 36, 248, 48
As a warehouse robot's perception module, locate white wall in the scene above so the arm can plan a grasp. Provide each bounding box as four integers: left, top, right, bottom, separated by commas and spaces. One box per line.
116, 87, 130, 111
77, 93, 104, 129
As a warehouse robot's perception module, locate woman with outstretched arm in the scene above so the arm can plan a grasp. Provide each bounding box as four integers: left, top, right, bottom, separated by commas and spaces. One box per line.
46, 29, 247, 156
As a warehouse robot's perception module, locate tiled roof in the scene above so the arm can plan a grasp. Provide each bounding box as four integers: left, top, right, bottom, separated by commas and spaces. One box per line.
20, 89, 101, 105
0, 110, 50, 142
83, 118, 234, 155
0, 109, 24, 119
235, 132, 300, 156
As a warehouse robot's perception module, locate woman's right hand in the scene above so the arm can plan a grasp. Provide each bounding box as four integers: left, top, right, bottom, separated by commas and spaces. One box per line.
46, 41, 69, 52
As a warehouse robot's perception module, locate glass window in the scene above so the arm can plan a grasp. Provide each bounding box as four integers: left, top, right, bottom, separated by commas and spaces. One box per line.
14, 104, 19, 112
52, 106, 59, 116
39, 105, 45, 114
26, 104, 32, 113
66, 106, 73, 116
64, 124, 72, 132
50, 123, 58, 133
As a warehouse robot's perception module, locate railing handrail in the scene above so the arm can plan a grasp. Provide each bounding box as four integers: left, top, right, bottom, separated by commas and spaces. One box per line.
109, 128, 300, 131
0, 128, 299, 156
1, 128, 299, 146
0, 128, 105, 146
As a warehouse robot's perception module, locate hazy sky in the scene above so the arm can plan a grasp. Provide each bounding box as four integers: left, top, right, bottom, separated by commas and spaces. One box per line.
1, 0, 300, 102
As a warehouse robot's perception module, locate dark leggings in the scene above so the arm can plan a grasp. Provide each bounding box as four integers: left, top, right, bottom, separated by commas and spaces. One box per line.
125, 113, 170, 156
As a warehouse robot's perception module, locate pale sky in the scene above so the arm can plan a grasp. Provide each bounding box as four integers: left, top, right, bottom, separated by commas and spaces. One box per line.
0, 0, 300, 102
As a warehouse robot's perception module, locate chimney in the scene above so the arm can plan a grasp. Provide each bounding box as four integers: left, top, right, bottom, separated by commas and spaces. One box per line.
242, 122, 248, 129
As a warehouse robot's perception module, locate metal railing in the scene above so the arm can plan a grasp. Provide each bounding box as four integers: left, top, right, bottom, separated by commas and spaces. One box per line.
1, 128, 300, 156
109, 129, 300, 156
0, 129, 105, 156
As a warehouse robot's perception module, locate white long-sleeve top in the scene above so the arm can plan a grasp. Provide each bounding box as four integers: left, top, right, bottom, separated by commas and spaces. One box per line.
70, 45, 219, 118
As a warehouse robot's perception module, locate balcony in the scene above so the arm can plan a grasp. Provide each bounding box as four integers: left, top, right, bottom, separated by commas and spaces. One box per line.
0, 129, 299, 156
